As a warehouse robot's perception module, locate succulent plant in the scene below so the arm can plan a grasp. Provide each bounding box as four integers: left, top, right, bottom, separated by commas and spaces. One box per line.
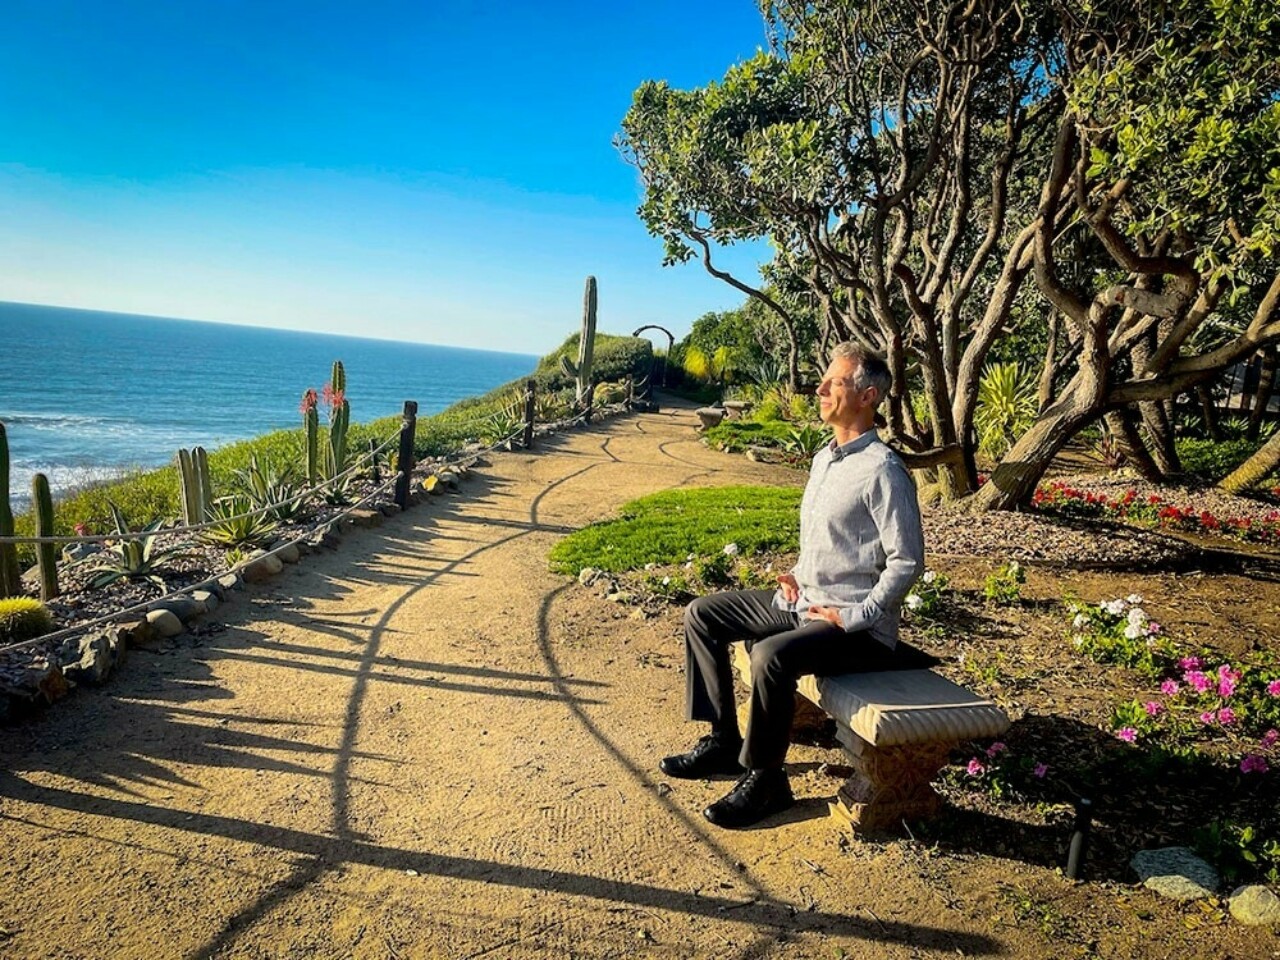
0, 596, 53, 642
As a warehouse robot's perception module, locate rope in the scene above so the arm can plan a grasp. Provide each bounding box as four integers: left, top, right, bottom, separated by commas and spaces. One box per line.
0, 473, 404, 656
0, 425, 405, 545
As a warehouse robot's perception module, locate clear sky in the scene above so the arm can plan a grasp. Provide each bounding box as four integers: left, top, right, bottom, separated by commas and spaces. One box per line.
0, 1, 771, 355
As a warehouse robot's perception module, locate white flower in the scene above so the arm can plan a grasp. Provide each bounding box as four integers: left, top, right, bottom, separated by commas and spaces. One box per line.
1073, 613, 1089, 630
723, 543, 740, 556
1008, 561, 1023, 575
1104, 599, 1126, 617
661, 576, 671, 586
922, 570, 938, 584
1126, 593, 1144, 605
1123, 623, 1143, 640
644, 562, 656, 571
684, 562, 693, 570
686, 553, 696, 562
1127, 607, 1147, 626
1073, 634, 1085, 648
905, 594, 924, 611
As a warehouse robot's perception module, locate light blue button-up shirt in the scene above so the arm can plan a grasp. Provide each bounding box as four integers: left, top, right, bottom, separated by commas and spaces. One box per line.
773, 429, 925, 649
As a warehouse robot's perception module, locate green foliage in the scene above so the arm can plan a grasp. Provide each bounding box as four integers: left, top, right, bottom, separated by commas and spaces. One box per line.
232, 454, 309, 523
1195, 821, 1280, 886
779, 423, 831, 458
535, 333, 652, 392
0, 597, 53, 641
197, 496, 279, 548
904, 570, 949, 620
983, 561, 1026, 606
1065, 595, 1177, 680
86, 502, 192, 591
1175, 437, 1266, 481
703, 420, 799, 452
975, 364, 1038, 460
548, 486, 802, 575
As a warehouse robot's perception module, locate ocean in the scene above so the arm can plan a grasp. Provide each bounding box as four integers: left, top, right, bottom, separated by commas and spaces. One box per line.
0, 302, 537, 508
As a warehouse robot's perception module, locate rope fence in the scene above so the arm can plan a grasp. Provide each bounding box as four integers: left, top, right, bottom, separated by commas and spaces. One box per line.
0, 373, 654, 654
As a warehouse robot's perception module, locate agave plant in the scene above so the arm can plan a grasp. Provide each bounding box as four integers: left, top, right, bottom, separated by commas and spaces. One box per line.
233, 454, 309, 523
87, 502, 193, 590
780, 424, 832, 458
197, 495, 279, 548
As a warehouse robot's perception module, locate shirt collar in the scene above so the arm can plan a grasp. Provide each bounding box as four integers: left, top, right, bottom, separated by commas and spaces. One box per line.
828, 429, 879, 461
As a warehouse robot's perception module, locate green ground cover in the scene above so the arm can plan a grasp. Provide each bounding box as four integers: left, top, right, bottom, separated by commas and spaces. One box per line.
548, 485, 800, 575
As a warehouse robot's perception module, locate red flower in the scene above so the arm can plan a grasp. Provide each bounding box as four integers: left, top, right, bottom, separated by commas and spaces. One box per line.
299, 388, 318, 415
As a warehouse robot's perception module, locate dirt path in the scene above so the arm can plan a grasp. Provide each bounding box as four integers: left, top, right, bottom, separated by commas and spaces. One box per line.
0, 405, 1263, 959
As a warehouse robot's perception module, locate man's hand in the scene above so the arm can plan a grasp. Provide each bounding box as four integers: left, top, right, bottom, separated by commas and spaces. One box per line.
777, 573, 800, 604
805, 605, 842, 627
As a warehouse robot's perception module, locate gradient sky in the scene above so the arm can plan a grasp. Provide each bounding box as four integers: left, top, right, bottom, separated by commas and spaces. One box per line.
0, 1, 771, 354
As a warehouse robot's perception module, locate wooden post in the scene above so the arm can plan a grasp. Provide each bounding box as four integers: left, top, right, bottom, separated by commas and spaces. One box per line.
368, 438, 380, 483
395, 401, 417, 510
522, 379, 536, 449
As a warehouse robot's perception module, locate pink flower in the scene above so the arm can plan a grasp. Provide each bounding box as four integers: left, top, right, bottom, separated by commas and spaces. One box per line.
966, 758, 986, 776
1240, 755, 1269, 775
1200, 711, 1216, 725
1178, 656, 1203, 671
1033, 763, 1049, 778
1116, 727, 1138, 743
73, 522, 91, 537
1217, 707, 1237, 726
985, 742, 1007, 759
1217, 665, 1241, 699
1147, 622, 1162, 635
1185, 671, 1212, 693
299, 388, 318, 415
1160, 680, 1180, 696
1262, 729, 1280, 748
1267, 680, 1280, 697
1144, 701, 1164, 717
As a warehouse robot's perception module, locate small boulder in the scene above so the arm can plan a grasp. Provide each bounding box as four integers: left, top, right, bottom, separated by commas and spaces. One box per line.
217, 573, 243, 593
242, 551, 284, 583
346, 508, 383, 529
578, 567, 602, 587
191, 590, 219, 614
117, 618, 154, 649
273, 542, 301, 564
61, 542, 100, 564
1228, 885, 1280, 926
152, 597, 199, 622
63, 632, 114, 686
146, 609, 184, 639
1130, 847, 1218, 901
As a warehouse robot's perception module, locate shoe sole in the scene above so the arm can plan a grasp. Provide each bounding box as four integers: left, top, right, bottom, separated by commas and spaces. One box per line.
658, 758, 745, 780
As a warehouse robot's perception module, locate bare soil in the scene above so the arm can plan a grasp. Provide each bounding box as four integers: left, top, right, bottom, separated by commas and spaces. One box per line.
2, 401, 1277, 959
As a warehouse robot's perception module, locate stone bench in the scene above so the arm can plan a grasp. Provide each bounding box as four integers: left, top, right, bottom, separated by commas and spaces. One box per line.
732, 646, 1009, 831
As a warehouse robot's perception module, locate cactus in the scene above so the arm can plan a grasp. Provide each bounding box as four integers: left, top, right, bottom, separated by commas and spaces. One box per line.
177, 448, 198, 525
32, 472, 58, 601
304, 394, 319, 485
559, 276, 597, 405
331, 360, 346, 395
0, 422, 20, 598
194, 447, 213, 520
327, 361, 350, 479
0, 596, 53, 641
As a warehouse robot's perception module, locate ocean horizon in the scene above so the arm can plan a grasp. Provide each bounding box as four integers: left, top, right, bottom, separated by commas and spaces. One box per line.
1, 301, 537, 509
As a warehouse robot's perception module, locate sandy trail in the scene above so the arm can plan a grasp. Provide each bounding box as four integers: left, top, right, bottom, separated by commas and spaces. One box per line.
2, 405, 1035, 959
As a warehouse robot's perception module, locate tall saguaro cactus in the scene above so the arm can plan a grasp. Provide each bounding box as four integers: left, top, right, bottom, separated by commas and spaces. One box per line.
559, 276, 598, 405
327, 360, 351, 478
302, 388, 320, 484
0, 422, 20, 597
32, 473, 58, 601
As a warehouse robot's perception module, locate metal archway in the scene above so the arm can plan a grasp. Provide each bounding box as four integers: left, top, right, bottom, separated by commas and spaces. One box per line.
632, 324, 675, 390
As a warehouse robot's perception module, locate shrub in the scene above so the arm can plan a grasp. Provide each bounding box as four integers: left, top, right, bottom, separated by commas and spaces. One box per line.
85, 502, 193, 591
983, 561, 1025, 606
1176, 437, 1267, 482
975, 363, 1038, 459
198, 496, 279, 548
0, 597, 53, 642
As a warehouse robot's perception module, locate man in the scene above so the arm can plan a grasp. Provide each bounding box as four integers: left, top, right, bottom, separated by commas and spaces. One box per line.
660, 342, 925, 829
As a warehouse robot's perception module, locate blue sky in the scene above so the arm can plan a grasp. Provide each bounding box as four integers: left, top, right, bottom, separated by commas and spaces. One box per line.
0, 1, 770, 354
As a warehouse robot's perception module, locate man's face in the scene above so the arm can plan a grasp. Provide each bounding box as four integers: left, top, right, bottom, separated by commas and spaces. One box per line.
816, 357, 875, 430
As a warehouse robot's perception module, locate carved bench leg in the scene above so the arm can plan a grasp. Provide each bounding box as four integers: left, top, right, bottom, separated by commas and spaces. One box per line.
828, 724, 952, 832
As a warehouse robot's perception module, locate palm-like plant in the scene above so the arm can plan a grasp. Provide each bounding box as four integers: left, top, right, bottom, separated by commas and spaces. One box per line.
86, 502, 192, 590
233, 454, 309, 523
975, 363, 1039, 460
197, 496, 279, 547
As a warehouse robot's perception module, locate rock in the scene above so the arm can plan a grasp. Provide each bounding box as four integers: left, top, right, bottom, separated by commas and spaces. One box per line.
61, 542, 100, 564
695, 407, 726, 430
1130, 847, 1218, 901
145, 609, 184, 639
628, 607, 651, 620
1228, 885, 1280, 925
379, 502, 402, 517
117, 619, 154, 649
606, 591, 634, 604
293, 540, 313, 556
217, 573, 243, 593
194, 578, 226, 601
241, 552, 284, 583
578, 567, 602, 587
62, 632, 115, 686
346, 508, 383, 529
272, 542, 301, 564
1, 664, 69, 705
152, 597, 199, 622
190, 590, 219, 614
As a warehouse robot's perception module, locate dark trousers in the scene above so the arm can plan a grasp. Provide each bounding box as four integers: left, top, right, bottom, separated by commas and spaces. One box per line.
684, 589, 902, 770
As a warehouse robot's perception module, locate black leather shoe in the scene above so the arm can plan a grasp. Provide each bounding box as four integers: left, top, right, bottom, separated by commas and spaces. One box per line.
659, 734, 744, 779
703, 769, 794, 828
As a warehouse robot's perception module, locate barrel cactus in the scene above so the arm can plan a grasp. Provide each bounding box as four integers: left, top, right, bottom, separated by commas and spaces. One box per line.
0, 596, 53, 642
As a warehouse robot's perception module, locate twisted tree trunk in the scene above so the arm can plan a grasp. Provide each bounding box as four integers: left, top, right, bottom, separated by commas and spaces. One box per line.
1219, 429, 1280, 494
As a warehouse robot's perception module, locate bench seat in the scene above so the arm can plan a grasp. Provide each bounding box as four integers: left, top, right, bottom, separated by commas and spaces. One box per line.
732, 646, 1009, 831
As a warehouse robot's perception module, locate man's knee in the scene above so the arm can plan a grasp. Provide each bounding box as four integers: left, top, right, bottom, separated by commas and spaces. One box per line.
684, 595, 712, 634
749, 642, 790, 686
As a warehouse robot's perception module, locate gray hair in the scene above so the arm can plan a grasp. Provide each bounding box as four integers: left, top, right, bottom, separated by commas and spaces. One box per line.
831, 342, 892, 401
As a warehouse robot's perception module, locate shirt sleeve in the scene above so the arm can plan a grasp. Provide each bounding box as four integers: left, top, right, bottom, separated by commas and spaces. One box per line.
837, 459, 925, 633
